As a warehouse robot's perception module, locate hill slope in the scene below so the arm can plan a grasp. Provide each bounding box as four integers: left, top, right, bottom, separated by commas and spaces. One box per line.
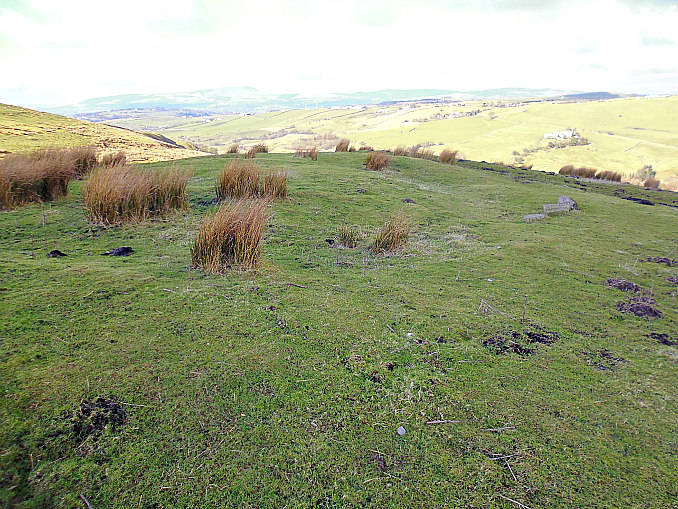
0, 103, 207, 163
1, 153, 677, 507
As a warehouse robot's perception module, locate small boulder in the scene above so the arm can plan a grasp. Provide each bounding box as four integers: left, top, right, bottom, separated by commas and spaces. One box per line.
101, 247, 134, 256
46, 250, 67, 258
523, 213, 547, 222
558, 195, 578, 210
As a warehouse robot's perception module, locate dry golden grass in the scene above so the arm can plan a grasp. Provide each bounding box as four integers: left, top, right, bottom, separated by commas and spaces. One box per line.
365, 151, 390, 171
644, 177, 661, 189
335, 139, 350, 152
372, 211, 412, 253
294, 146, 318, 161
595, 170, 622, 182
82, 165, 189, 224
262, 169, 288, 199
337, 224, 363, 248
393, 146, 409, 156
245, 143, 269, 158
559, 166, 597, 178
191, 199, 269, 272
0, 153, 74, 208
100, 150, 127, 168
438, 148, 458, 165
227, 144, 240, 154
216, 159, 260, 199
358, 145, 374, 151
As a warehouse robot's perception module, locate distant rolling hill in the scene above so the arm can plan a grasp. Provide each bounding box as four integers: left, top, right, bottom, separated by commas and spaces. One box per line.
45, 87, 581, 116
0, 103, 207, 163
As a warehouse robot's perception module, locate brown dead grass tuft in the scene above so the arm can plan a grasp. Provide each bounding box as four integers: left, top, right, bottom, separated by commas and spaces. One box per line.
365, 151, 390, 171
438, 149, 458, 165
372, 211, 412, 253
191, 199, 269, 272
335, 139, 350, 152
82, 165, 189, 224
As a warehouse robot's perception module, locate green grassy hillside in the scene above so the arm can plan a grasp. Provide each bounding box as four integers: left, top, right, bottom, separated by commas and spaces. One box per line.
106, 96, 678, 188
1, 153, 677, 508
0, 104, 206, 163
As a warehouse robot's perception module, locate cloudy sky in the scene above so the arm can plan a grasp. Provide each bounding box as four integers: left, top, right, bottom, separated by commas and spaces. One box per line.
1, 0, 677, 108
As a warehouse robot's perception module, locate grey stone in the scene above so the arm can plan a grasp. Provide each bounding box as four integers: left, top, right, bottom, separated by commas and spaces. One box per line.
558, 195, 578, 210
523, 213, 547, 222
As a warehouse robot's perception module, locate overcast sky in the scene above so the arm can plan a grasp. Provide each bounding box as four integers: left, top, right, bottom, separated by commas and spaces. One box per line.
1, 0, 677, 108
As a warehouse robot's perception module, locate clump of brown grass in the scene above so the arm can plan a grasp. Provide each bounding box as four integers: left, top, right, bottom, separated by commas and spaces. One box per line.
100, 151, 127, 168
294, 146, 318, 161
68, 145, 99, 176
644, 177, 661, 189
372, 211, 412, 253
191, 199, 269, 272
348, 145, 357, 152
245, 143, 268, 158
393, 146, 409, 156
338, 224, 363, 248
358, 145, 373, 151
0, 153, 74, 209
227, 144, 240, 154
594, 170, 622, 182
365, 151, 390, 171
559, 166, 597, 178
82, 165, 189, 224
262, 169, 288, 199
438, 148, 458, 165
335, 139, 350, 152
216, 159, 260, 199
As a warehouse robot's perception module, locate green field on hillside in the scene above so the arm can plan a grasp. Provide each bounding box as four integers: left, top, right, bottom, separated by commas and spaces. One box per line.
1, 154, 677, 508
105, 97, 678, 188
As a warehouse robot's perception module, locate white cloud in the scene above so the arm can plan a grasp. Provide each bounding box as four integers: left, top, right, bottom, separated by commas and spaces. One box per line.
0, 0, 676, 108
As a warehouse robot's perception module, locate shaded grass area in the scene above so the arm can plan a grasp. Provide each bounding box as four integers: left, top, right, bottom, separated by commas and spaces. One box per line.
1, 153, 677, 508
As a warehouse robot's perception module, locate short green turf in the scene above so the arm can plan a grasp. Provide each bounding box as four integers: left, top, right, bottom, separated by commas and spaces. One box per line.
1, 154, 677, 508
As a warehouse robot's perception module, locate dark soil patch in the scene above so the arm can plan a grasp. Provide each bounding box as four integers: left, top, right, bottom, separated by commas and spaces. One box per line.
666, 277, 678, 285
616, 295, 662, 318
46, 249, 67, 258
583, 349, 627, 370
102, 246, 134, 256
646, 256, 676, 267
646, 332, 678, 346
402, 198, 416, 204
622, 197, 654, 206
607, 278, 640, 293
71, 396, 127, 440
482, 327, 558, 356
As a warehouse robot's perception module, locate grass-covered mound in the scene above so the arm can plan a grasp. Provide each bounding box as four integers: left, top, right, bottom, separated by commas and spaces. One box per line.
1, 153, 677, 508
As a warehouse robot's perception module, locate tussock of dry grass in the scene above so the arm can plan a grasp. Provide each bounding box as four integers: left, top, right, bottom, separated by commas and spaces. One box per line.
0, 145, 101, 208
262, 169, 288, 199
594, 170, 622, 182
644, 177, 661, 189
393, 146, 409, 156
335, 139, 350, 152
227, 144, 240, 154
372, 211, 412, 253
358, 145, 373, 151
82, 165, 189, 224
0, 154, 73, 209
100, 150, 127, 168
365, 151, 390, 171
245, 143, 268, 159
438, 149, 458, 165
338, 224, 363, 248
294, 146, 318, 161
191, 199, 269, 272
216, 159, 260, 199
216, 160, 288, 200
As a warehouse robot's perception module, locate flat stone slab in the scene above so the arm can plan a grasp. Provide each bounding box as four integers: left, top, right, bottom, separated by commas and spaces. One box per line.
543, 203, 572, 214
558, 195, 578, 209
524, 213, 547, 222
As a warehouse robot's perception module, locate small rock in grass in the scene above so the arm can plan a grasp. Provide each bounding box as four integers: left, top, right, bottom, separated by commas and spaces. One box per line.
397, 426, 406, 436
523, 213, 546, 222
46, 249, 67, 258
101, 247, 134, 256
558, 195, 578, 210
